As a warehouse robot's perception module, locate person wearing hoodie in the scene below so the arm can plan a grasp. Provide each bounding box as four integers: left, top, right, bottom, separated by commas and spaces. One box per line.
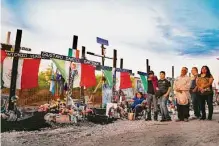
146, 71, 159, 121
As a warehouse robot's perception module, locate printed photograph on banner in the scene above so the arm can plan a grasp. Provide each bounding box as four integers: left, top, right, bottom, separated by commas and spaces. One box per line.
121, 88, 134, 100
102, 83, 112, 108
71, 62, 81, 88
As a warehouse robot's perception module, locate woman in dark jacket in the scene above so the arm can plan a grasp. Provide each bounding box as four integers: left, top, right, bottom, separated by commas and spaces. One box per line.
197, 66, 214, 120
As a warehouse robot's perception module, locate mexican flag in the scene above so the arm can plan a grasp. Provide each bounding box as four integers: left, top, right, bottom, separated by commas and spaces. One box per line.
116, 72, 132, 90
139, 74, 148, 92
51, 48, 81, 87
51, 59, 96, 88
1, 50, 7, 63
2, 57, 41, 89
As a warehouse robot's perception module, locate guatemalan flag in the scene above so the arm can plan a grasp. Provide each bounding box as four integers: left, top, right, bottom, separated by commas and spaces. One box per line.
2, 57, 41, 89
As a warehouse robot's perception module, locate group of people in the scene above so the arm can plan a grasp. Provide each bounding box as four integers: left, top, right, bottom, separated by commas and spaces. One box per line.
130, 65, 215, 122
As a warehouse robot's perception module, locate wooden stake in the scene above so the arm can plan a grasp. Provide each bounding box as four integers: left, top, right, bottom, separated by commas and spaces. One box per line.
8, 29, 22, 110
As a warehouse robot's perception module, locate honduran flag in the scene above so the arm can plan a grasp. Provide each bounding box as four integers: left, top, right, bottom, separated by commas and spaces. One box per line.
116, 72, 132, 90
2, 57, 41, 89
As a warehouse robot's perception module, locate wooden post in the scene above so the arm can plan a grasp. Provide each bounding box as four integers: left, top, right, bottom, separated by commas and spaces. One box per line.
81, 46, 86, 102
6, 31, 11, 44
68, 35, 78, 98
112, 49, 117, 102
146, 59, 149, 73
101, 44, 105, 66
171, 66, 174, 94
113, 49, 117, 68
8, 29, 22, 110
120, 58, 123, 69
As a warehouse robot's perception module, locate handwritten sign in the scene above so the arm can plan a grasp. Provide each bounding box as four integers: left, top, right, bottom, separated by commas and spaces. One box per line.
41, 51, 101, 66
6, 52, 42, 59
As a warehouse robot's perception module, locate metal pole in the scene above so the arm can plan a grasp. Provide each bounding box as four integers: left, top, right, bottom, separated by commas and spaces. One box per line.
8, 29, 22, 110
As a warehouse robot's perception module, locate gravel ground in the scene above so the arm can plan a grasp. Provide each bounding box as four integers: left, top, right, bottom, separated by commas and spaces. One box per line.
1, 108, 219, 146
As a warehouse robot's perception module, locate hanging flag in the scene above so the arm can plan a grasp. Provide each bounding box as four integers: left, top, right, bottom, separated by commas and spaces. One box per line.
2, 58, 41, 89
72, 49, 80, 58
139, 74, 148, 92
51, 59, 69, 82
103, 69, 113, 87
50, 63, 55, 96
80, 64, 96, 88
68, 48, 73, 57
1, 50, 7, 63
52, 59, 81, 88
116, 72, 132, 90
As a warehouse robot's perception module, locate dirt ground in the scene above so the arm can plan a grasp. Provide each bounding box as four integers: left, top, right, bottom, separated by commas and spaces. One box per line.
1, 108, 219, 146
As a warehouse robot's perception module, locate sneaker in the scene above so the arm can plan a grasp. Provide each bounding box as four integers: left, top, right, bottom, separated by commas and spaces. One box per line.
184, 118, 189, 122
207, 117, 212, 121
160, 119, 166, 122
199, 117, 206, 120
166, 118, 172, 121
175, 119, 182, 122
145, 118, 152, 121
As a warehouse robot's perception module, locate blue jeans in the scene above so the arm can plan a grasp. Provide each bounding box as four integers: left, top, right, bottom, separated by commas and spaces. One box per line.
191, 92, 201, 117
160, 96, 171, 119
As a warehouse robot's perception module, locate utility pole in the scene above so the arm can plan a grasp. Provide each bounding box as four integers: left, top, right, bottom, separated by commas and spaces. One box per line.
8, 29, 22, 110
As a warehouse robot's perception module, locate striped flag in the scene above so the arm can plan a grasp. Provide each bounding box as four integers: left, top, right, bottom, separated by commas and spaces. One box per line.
2, 58, 41, 89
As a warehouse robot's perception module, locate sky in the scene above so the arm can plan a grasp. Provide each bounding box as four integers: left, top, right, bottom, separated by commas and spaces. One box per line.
1, 0, 219, 85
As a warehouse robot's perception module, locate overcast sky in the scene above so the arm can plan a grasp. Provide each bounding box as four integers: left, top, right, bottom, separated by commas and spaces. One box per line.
1, 0, 219, 84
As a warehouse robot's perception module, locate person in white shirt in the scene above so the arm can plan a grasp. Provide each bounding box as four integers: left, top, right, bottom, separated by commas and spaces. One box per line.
173, 67, 191, 122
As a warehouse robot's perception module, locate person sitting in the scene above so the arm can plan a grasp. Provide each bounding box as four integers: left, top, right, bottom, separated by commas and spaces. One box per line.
128, 92, 145, 117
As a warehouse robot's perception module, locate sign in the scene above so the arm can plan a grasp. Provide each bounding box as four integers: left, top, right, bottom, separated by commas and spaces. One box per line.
96, 37, 109, 46
41, 51, 81, 63
101, 66, 112, 71
6, 52, 42, 59
41, 51, 101, 66
115, 68, 132, 74
1, 43, 31, 51
137, 71, 147, 76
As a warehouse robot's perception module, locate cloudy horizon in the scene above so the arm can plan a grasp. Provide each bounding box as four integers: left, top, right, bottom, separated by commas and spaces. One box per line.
1, 0, 219, 85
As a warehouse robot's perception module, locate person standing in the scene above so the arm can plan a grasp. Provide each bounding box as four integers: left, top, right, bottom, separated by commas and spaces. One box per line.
174, 67, 191, 122
146, 71, 159, 121
157, 71, 172, 122
197, 66, 214, 120
190, 67, 201, 118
